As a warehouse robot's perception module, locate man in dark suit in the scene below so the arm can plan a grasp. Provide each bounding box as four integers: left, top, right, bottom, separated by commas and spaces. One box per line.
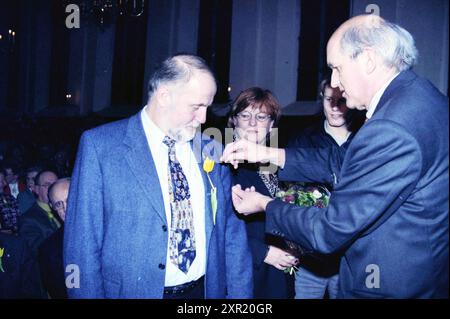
20, 170, 60, 256
223, 14, 448, 298
64, 54, 253, 299
38, 178, 70, 299
0, 232, 44, 298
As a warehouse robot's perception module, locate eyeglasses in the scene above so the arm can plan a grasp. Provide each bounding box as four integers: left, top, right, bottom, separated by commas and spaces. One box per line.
51, 200, 66, 211
236, 111, 271, 122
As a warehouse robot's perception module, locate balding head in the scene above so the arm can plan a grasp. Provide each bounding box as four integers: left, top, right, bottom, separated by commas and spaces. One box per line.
48, 178, 71, 221
147, 54, 216, 104
326, 14, 418, 109
328, 14, 417, 72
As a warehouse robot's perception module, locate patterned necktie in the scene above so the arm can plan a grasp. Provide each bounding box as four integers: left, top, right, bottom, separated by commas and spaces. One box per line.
163, 136, 196, 274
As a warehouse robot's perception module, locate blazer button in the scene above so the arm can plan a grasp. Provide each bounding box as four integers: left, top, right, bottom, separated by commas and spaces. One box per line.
158, 263, 165, 270
162, 225, 167, 232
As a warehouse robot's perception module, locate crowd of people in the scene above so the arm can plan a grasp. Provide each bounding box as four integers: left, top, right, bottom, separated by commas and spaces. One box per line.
0, 14, 448, 299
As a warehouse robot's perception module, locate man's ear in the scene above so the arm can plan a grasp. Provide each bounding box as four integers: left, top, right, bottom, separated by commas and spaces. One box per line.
362, 47, 377, 74
155, 86, 172, 107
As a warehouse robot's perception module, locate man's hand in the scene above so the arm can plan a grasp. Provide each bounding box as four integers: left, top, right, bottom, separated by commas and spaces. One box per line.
264, 246, 299, 270
231, 184, 273, 215
220, 139, 286, 169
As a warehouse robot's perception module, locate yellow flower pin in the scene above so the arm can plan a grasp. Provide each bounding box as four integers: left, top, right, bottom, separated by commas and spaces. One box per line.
203, 157, 215, 173
203, 157, 217, 225
0, 247, 5, 272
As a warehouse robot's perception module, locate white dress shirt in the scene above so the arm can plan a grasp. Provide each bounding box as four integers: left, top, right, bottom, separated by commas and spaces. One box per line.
8, 182, 20, 199
141, 106, 206, 286
366, 72, 400, 119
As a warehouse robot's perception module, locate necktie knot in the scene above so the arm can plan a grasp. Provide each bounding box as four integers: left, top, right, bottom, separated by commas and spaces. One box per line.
163, 136, 176, 149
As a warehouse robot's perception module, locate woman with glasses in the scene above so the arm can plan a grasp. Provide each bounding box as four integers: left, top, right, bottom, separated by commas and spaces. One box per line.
227, 87, 296, 298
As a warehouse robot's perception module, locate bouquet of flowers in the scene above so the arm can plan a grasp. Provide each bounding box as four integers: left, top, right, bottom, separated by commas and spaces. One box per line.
275, 182, 331, 275
276, 183, 330, 208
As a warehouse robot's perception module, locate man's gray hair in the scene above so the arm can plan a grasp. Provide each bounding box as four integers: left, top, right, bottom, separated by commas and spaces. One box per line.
147, 54, 215, 101
340, 17, 418, 72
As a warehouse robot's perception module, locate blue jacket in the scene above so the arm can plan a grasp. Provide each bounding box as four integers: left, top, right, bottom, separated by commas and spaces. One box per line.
267, 71, 449, 298
64, 112, 253, 298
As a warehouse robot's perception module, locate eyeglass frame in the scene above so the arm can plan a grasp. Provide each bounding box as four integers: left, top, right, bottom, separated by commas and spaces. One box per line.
50, 200, 66, 211
235, 111, 272, 122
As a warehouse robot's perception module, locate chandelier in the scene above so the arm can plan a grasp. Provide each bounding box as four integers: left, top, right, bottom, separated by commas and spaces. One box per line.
63, 0, 146, 28
0, 29, 17, 53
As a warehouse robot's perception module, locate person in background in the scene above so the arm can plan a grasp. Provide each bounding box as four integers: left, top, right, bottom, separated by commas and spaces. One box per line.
19, 170, 60, 256
17, 166, 41, 215
38, 178, 70, 299
0, 171, 20, 234
286, 77, 364, 299
227, 87, 296, 299
2, 163, 26, 199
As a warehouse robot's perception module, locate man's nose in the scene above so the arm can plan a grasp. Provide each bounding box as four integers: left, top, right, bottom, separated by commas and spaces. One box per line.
331, 70, 340, 88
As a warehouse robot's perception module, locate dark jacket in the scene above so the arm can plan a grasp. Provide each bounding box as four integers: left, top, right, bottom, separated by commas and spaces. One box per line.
0, 232, 46, 298
38, 227, 67, 299
268, 71, 449, 298
232, 165, 294, 299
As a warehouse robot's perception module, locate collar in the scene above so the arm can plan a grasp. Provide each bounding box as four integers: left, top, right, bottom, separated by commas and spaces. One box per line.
366, 72, 400, 119
37, 200, 52, 214
324, 120, 351, 146
141, 105, 167, 146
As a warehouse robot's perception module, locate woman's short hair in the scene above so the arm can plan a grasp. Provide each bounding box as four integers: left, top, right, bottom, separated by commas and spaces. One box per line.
227, 87, 281, 128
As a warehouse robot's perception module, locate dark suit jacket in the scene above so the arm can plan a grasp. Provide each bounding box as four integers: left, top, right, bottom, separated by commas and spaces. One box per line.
19, 203, 60, 256
17, 189, 36, 215
38, 227, 67, 299
267, 71, 449, 298
0, 232, 45, 298
232, 166, 294, 299
64, 112, 253, 298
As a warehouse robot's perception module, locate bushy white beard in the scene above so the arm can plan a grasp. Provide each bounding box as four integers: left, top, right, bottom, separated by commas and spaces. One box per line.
168, 126, 199, 143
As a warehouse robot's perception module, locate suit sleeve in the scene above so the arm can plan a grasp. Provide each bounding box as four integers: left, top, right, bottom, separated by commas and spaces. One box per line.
221, 165, 253, 298
279, 145, 345, 185
266, 121, 422, 254
64, 132, 105, 298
